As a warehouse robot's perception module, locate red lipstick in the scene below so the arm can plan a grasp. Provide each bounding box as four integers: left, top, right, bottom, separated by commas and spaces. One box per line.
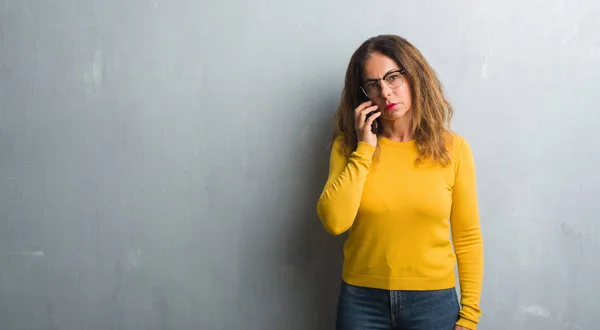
385, 103, 397, 110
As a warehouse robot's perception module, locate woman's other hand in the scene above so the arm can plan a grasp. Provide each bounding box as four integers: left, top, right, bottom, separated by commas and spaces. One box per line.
454, 325, 471, 330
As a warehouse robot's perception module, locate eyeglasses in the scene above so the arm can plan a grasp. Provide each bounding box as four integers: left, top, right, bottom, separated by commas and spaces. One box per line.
360, 69, 407, 99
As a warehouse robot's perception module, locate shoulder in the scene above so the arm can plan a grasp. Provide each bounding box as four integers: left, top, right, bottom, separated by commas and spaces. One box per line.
446, 132, 470, 152
331, 134, 344, 152
446, 132, 475, 163
329, 134, 349, 160
333, 134, 344, 145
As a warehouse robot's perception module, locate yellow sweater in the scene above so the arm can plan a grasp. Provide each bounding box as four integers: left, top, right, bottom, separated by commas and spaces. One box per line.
316, 134, 483, 329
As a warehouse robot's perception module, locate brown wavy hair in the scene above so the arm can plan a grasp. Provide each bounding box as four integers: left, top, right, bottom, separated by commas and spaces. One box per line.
331, 35, 454, 166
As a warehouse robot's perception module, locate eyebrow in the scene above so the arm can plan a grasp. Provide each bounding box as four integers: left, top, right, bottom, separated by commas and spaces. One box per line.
364, 69, 400, 81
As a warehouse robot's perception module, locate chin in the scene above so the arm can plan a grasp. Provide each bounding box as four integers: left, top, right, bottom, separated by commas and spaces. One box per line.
383, 108, 410, 120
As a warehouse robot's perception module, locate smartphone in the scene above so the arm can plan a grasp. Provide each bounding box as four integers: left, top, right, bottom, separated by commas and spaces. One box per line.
361, 95, 380, 134
365, 110, 379, 134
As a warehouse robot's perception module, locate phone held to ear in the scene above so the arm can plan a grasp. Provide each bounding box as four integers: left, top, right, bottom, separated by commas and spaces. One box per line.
361, 96, 379, 134
365, 110, 380, 134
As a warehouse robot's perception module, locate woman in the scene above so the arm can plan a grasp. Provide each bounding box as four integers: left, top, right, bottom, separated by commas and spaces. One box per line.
316, 35, 484, 330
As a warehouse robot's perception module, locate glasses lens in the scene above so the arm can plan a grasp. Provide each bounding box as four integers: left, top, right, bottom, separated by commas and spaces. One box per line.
362, 82, 379, 98
385, 72, 403, 88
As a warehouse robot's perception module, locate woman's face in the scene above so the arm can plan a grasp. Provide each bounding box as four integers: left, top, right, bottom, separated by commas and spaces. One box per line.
361, 52, 412, 122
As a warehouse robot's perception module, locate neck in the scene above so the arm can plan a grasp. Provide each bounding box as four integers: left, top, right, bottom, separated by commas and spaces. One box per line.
381, 114, 414, 142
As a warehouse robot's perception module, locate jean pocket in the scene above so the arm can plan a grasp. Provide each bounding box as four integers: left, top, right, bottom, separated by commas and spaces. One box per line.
409, 288, 458, 310
340, 281, 380, 298
341, 281, 364, 296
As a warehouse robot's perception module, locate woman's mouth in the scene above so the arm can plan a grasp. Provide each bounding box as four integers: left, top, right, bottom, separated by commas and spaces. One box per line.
385, 103, 398, 110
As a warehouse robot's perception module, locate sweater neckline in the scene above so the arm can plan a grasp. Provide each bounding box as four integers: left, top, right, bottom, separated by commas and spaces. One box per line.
379, 136, 416, 147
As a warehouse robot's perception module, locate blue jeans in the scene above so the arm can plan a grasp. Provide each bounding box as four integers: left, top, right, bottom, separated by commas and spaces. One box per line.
336, 281, 460, 330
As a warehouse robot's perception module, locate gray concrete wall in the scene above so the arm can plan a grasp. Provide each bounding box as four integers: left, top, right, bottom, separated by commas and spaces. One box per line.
1, 1, 599, 329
